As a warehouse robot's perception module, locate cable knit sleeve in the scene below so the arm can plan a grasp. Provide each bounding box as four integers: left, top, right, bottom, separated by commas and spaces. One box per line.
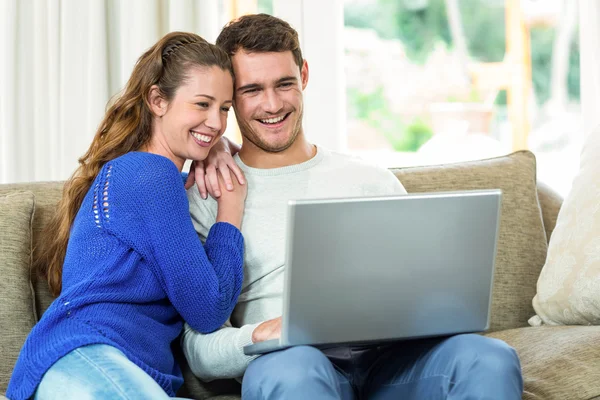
97, 154, 244, 333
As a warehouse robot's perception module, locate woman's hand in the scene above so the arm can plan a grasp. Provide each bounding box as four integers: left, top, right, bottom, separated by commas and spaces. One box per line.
185, 137, 244, 199
215, 170, 247, 229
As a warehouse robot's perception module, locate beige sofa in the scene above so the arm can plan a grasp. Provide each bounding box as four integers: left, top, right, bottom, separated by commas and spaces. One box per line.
2, 150, 600, 400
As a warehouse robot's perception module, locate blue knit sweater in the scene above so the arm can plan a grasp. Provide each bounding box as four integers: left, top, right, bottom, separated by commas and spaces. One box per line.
7, 152, 244, 399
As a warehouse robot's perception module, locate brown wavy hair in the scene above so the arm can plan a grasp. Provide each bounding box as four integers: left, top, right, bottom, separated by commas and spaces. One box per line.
216, 13, 303, 69
38, 32, 234, 296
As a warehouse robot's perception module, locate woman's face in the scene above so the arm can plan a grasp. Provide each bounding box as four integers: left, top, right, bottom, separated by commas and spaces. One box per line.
150, 66, 233, 170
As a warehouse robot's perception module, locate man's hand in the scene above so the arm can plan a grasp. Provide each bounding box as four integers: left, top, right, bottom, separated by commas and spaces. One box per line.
252, 316, 282, 343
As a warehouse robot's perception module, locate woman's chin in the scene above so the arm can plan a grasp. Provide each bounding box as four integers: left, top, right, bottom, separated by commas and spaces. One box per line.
188, 148, 209, 162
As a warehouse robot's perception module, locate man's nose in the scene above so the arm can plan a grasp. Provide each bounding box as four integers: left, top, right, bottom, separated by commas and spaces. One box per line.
262, 89, 284, 114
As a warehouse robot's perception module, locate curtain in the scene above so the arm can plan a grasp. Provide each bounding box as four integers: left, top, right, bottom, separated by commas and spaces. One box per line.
0, 0, 223, 184
579, 0, 600, 140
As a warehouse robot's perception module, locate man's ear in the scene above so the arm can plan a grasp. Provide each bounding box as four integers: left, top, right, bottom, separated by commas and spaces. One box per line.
148, 85, 167, 117
300, 60, 309, 90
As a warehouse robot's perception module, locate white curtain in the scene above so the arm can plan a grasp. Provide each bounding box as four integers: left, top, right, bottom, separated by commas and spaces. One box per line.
0, 0, 224, 184
579, 0, 600, 140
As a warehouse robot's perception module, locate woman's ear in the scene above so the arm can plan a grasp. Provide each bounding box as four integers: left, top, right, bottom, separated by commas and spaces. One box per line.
148, 85, 167, 117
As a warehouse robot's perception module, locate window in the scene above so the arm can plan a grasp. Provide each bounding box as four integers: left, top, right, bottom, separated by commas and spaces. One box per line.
227, 0, 582, 197
342, 0, 581, 196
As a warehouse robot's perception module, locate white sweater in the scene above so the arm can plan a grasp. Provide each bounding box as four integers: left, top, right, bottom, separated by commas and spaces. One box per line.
182, 147, 407, 381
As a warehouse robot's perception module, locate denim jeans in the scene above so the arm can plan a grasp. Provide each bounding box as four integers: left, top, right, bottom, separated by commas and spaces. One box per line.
34, 344, 187, 400
242, 334, 523, 400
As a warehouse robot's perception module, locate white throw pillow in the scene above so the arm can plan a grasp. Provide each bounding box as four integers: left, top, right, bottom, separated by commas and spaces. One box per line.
531, 128, 600, 325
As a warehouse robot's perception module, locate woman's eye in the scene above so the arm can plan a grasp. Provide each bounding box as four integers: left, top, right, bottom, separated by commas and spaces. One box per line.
221, 107, 231, 112
197, 102, 209, 108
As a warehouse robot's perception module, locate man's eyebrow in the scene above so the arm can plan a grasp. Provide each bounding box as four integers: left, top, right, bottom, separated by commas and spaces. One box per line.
237, 77, 299, 92
237, 83, 262, 92
277, 76, 298, 84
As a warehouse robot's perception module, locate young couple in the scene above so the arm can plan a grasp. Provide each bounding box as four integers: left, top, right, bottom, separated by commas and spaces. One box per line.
7, 14, 523, 400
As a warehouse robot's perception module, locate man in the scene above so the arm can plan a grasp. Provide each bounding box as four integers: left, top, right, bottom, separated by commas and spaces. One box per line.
182, 13, 523, 400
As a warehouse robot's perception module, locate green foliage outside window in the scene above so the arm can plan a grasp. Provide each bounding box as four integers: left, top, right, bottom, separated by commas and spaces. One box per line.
345, 0, 580, 103
347, 87, 434, 152
257, 0, 273, 14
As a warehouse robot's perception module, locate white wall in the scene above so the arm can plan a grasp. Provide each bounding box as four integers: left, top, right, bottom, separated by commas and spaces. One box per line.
579, 0, 600, 139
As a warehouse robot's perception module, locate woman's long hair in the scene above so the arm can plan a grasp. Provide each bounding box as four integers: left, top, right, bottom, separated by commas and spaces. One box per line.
37, 32, 233, 296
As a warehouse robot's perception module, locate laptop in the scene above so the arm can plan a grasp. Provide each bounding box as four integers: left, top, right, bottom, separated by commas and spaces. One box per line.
244, 189, 502, 356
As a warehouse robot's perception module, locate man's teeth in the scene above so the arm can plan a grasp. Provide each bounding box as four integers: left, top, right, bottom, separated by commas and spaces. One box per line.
260, 115, 286, 124
191, 131, 212, 143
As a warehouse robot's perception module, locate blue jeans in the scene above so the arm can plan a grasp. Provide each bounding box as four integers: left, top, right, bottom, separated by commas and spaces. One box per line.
242, 334, 523, 400
34, 344, 186, 400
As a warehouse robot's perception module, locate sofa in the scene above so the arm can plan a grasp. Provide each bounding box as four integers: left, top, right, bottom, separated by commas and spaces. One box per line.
2, 150, 600, 400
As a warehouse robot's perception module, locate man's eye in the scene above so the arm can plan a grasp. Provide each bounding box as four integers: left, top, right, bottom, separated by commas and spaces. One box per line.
280, 83, 293, 88
244, 89, 258, 94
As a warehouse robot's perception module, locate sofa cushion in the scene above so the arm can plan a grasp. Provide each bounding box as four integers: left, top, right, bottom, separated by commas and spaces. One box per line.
536, 181, 563, 244
532, 128, 600, 325
486, 326, 600, 400
0, 182, 63, 318
0, 191, 36, 393
391, 151, 548, 331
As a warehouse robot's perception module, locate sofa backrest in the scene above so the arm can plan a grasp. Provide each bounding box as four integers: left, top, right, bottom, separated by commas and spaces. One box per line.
0, 150, 562, 331
392, 151, 553, 331
0, 182, 62, 319
536, 181, 563, 245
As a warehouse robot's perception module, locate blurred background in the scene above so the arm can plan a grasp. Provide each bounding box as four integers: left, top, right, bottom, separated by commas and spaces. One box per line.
340, 0, 582, 197
0, 0, 594, 198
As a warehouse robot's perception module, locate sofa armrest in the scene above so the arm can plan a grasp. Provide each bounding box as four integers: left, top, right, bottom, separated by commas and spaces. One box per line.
536, 181, 563, 244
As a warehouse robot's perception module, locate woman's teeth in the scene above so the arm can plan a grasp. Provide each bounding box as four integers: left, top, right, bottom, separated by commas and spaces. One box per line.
191, 131, 212, 143
260, 114, 286, 124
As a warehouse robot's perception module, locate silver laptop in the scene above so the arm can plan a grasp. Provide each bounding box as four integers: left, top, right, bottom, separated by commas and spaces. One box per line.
244, 189, 502, 356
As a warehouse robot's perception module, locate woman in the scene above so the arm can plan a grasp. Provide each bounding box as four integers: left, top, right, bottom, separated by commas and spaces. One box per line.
7, 32, 246, 400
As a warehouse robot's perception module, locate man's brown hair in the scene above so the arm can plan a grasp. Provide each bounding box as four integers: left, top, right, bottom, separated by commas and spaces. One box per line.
216, 13, 303, 70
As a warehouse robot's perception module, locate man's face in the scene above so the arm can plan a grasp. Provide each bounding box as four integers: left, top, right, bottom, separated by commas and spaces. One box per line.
231, 50, 308, 153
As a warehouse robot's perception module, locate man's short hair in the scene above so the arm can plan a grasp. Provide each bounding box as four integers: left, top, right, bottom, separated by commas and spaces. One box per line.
216, 14, 303, 70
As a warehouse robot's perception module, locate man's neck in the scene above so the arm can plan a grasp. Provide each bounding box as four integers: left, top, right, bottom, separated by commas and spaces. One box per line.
239, 134, 317, 169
